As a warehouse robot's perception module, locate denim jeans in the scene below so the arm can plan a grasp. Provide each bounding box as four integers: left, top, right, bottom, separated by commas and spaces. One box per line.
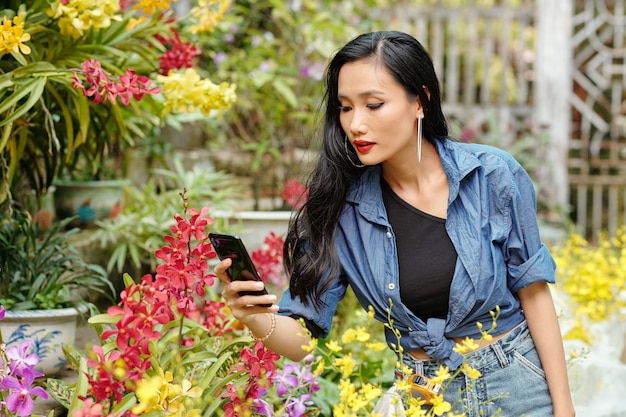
399, 321, 553, 417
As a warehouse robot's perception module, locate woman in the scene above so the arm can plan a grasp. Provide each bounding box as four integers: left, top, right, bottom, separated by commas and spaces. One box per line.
216, 31, 575, 416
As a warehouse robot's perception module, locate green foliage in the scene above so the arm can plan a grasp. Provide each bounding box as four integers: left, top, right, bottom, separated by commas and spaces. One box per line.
0, 0, 171, 204
196, 0, 384, 208
0, 206, 115, 310
89, 158, 244, 274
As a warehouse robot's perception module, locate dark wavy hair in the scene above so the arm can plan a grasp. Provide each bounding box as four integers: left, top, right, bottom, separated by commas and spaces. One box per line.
284, 31, 448, 308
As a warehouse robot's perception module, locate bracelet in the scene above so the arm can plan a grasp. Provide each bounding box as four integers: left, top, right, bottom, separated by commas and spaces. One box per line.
250, 314, 276, 342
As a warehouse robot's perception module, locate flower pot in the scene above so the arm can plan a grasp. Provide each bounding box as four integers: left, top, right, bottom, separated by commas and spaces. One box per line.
212, 210, 292, 251
53, 179, 130, 227
0, 308, 80, 376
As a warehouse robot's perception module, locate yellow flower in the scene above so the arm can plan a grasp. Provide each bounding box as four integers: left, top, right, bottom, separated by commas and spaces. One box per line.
360, 382, 382, 402
461, 363, 481, 379
341, 326, 370, 344
156, 68, 237, 117
452, 337, 479, 354
189, 0, 230, 33
132, 374, 168, 414
333, 352, 356, 377
302, 338, 317, 353
326, 339, 343, 353
431, 394, 452, 416
0, 13, 31, 55
134, 0, 176, 15
430, 365, 451, 384
365, 341, 387, 351
47, 0, 122, 38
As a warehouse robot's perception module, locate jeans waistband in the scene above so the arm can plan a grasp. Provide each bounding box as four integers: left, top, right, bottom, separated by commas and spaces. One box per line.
398, 320, 529, 376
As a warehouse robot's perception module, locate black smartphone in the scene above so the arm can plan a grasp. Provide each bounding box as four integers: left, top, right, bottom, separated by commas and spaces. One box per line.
209, 232, 272, 307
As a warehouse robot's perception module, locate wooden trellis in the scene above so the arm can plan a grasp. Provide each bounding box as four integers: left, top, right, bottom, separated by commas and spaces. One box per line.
373, 0, 626, 238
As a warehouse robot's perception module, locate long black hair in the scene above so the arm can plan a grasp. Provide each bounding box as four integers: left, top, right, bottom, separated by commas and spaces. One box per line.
284, 31, 448, 307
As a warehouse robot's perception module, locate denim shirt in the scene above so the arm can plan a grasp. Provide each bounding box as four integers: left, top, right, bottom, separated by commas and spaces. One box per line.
278, 139, 556, 369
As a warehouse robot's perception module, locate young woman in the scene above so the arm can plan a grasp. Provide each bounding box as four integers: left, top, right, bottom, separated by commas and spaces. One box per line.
216, 31, 575, 416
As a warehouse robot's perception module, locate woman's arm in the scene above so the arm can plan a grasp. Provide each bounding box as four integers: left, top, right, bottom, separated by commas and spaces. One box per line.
215, 257, 311, 362
518, 282, 575, 417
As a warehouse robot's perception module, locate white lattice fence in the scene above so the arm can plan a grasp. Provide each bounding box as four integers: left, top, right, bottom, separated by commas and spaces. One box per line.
569, 0, 626, 238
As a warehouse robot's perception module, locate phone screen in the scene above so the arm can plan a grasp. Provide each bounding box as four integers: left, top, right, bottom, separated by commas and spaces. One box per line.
209, 232, 270, 305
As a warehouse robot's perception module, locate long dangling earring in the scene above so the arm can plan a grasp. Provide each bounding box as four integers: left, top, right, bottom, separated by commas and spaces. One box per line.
344, 135, 365, 168
417, 116, 423, 163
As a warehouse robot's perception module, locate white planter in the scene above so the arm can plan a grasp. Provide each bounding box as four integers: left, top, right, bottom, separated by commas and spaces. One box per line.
212, 210, 292, 251
0, 308, 79, 376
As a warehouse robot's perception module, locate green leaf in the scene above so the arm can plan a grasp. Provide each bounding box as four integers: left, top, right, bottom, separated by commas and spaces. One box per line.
272, 78, 298, 108
45, 378, 73, 410
0, 77, 37, 116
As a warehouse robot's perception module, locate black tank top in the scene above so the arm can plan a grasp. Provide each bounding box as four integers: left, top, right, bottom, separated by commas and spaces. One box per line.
381, 179, 457, 321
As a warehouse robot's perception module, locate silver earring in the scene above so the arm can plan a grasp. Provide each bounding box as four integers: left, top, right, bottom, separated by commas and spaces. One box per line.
417, 116, 423, 163
344, 135, 365, 168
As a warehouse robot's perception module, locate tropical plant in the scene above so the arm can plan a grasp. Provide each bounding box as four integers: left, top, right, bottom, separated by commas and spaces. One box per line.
0, 0, 235, 206
48, 191, 323, 417
0, 205, 115, 311
88, 157, 244, 276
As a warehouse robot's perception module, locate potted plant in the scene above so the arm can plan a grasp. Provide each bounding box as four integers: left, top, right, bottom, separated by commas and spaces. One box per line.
86, 157, 244, 293
0, 0, 236, 213
0, 205, 116, 376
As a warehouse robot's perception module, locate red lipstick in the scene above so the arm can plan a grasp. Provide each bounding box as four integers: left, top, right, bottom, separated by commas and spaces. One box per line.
353, 140, 375, 153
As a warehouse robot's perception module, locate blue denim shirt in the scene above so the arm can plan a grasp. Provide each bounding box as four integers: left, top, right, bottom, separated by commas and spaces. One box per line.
278, 139, 556, 369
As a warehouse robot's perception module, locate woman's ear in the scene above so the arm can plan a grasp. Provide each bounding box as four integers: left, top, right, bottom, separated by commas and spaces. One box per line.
415, 98, 425, 119
415, 85, 431, 119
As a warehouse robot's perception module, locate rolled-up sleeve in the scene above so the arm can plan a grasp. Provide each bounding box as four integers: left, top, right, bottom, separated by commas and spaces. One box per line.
505, 165, 556, 293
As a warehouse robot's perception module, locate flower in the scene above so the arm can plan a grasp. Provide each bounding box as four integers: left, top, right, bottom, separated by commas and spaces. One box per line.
0, 0, 236, 203
251, 232, 287, 288
157, 68, 237, 116
0, 13, 31, 54
54, 191, 320, 417
552, 226, 626, 342
0, 307, 50, 417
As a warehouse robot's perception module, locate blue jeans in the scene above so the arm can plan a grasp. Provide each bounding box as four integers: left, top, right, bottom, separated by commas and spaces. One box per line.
399, 321, 553, 417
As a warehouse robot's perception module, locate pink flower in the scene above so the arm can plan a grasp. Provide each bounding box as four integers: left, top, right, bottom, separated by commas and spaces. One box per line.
281, 178, 308, 209
72, 398, 104, 417
5, 340, 41, 375
71, 59, 159, 105
2, 367, 49, 417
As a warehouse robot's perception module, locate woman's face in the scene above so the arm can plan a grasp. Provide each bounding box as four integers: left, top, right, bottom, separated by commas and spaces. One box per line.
337, 58, 421, 167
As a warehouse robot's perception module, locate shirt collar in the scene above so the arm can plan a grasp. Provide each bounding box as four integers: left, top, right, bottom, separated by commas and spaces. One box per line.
346, 139, 482, 208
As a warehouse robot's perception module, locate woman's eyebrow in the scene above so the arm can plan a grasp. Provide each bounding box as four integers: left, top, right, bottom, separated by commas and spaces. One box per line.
337, 90, 386, 99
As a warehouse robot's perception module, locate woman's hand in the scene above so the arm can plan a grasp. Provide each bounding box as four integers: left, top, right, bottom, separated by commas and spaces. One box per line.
214, 257, 279, 325
215, 257, 313, 362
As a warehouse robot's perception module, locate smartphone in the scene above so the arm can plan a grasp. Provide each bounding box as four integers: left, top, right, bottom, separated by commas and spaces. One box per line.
208, 232, 272, 307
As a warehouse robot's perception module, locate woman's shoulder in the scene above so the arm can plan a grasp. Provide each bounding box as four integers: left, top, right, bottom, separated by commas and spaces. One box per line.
442, 139, 523, 175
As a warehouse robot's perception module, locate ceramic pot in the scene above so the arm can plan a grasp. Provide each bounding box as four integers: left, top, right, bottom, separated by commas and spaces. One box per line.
212, 210, 292, 251
53, 179, 130, 227
0, 308, 79, 376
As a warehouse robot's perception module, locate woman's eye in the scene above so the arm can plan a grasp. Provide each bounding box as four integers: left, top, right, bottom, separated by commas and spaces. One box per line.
367, 102, 384, 109
338, 105, 352, 112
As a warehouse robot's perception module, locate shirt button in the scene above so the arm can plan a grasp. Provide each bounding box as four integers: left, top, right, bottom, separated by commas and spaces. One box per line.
388, 283, 395, 290
386, 232, 392, 238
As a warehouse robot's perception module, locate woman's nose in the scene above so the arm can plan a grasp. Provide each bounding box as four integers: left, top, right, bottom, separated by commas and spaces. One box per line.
349, 109, 366, 135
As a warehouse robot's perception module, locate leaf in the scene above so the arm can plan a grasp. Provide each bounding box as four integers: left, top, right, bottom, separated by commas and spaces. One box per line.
272, 78, 298, 108
61, 343, 86, 370
46, 378, 73, 410
0, 77, 38, 116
